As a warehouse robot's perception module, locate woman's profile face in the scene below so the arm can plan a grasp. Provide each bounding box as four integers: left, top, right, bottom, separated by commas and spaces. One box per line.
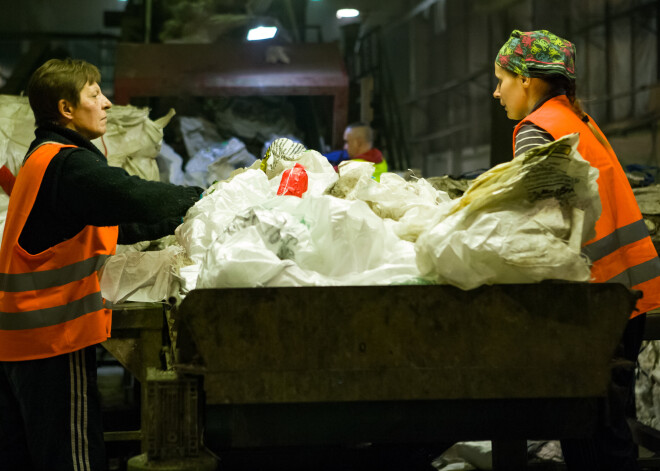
62, 81, 112, 140
493, 64, 529, 121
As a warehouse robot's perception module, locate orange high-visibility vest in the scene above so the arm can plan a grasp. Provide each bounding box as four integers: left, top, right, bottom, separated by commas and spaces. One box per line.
514, 95, 660, 316
0, 143, 118, 361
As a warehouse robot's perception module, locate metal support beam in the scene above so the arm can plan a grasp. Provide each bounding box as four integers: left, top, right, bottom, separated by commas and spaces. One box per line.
605, 0, 613, 122
392, 0, 442, 28
144, 0, 152, 44
285, 0, 301, 43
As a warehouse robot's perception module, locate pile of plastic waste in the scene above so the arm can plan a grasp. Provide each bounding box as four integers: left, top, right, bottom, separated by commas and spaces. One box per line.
100, 133, 601, 304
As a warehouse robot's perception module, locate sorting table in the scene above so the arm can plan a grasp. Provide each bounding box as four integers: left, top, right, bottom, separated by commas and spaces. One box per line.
107, 282, 638, 470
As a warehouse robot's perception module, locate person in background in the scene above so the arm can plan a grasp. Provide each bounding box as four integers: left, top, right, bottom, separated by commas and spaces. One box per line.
493, 29, 660, 471
0, 58, 204, 471
325, 122, 388, 181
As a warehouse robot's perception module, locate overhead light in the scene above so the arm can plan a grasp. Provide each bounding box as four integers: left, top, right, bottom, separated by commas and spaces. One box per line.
336, 8, 360, 19
247, 26, 278, 41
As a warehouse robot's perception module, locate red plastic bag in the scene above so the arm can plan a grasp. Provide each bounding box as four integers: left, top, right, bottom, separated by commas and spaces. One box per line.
277, 163, 308, 197
0, 165, 15, 196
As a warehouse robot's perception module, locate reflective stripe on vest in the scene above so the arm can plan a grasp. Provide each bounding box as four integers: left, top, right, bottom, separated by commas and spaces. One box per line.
607, 256, 660, 288
0, 254, 109, 293
582, 219, 660, 288
0, 142, 117, 360
581, 219, 649, 263
0, 292, 103, 330
513, 95, 660, 315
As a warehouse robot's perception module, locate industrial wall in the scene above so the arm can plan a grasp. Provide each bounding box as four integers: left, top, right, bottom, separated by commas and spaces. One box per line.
0, 0, 124, 95
371, 0, 660, 178
0, 0, 658, 180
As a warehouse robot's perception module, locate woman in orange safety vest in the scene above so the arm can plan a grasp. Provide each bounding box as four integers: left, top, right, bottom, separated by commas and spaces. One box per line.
493, 29, 659, 471
0, 59, 203, 471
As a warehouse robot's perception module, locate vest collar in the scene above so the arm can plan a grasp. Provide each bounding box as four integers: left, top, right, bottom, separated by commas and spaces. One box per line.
529, 91, 567, 115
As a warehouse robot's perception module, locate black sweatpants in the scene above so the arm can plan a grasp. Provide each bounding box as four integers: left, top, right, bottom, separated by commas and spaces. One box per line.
561, 313, 646, 471
0, 345, 107, 471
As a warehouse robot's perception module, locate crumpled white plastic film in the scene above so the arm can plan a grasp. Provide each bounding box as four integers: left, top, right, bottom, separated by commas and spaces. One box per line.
94, 106, 174, 181
176, 168, 273, 264
0, 95, 35, 175
100, 134, 601, 302
99, 245, 184, 304
415, 133, 600, 290
195, 193, 420, 288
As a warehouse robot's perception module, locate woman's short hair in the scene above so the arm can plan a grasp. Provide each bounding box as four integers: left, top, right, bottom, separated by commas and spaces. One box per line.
27, 58, 101, 126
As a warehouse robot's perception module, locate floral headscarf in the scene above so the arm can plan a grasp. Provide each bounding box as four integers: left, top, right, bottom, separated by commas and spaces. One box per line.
495, 29, 576, 80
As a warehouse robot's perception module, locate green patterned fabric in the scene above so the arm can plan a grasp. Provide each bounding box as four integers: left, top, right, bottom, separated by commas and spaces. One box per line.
496, 29, 576, 80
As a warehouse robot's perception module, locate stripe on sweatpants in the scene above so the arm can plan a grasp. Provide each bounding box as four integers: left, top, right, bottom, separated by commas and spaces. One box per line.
81, 351, 90, 471
69, 350, 91, 471
69, 352, 78, 471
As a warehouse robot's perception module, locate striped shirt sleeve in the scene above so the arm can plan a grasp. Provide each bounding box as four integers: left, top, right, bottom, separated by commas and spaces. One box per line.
514, 123, 554, 157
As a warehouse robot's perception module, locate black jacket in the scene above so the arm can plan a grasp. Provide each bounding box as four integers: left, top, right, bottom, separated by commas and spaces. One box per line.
19, 123, 203, 254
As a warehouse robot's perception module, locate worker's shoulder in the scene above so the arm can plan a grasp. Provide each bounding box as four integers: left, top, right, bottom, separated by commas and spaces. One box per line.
356, 147, 384, 163
31, 125, 107, 168
58, 144, 104, 161
53, 145, 110, 175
